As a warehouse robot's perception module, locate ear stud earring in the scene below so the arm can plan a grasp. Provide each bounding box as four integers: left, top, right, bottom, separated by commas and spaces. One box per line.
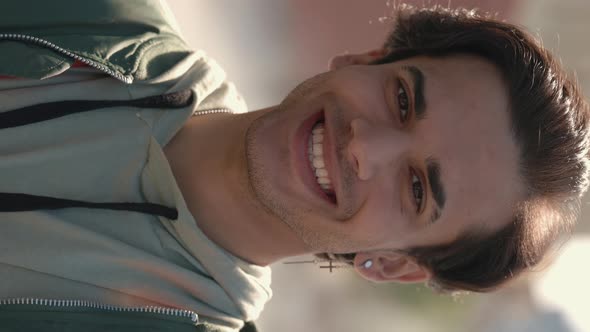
363, 259, 373, 269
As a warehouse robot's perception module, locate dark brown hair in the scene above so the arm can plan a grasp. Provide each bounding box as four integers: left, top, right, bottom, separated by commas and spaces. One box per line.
327, 5, 590, 293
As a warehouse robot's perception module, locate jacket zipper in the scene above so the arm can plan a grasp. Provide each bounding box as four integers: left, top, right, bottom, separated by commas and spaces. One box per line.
192, 108, 233, 117
0, 33, 134, 84
0, 298, 198, 323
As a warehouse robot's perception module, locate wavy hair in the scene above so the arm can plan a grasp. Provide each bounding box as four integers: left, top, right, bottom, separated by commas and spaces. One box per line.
325, 5, 590, 293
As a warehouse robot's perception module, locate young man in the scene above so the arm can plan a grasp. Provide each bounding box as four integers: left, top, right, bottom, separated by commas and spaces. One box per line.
0, 1, 588, 332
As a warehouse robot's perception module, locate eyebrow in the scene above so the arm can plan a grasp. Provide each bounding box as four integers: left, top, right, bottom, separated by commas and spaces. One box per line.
426, 158, 446, 224
401, 65, 445, 223
400, 65, 444, 224
401, 65, 426, 120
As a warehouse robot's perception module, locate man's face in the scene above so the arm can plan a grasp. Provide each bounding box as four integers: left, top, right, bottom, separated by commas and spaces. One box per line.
245, 54, 524, 255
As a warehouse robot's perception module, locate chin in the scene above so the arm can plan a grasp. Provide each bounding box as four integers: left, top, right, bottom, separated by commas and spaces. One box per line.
243, 73, 345, 245
245, 104, 297, 220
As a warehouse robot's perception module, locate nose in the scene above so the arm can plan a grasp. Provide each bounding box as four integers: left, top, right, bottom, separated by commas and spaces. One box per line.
347, 118, 410, 181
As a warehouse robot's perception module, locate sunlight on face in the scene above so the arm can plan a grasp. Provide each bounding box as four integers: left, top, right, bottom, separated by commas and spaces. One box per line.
246, 54, 524, 254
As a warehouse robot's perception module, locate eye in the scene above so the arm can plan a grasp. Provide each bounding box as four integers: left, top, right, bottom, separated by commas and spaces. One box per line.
410, 170, 424, 213
397, 82, 410, 123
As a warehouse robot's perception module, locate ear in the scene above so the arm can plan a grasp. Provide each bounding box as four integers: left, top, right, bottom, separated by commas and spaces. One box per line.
353, 251, 431, 284
328, 49, 387, 70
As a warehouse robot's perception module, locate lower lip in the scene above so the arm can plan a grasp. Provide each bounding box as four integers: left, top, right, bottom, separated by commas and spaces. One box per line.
294, 110, 336, 205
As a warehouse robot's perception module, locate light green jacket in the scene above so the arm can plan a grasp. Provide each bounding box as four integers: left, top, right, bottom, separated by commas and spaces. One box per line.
0, 1, 271, 332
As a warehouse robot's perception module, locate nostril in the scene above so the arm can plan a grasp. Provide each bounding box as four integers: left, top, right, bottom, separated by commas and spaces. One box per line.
348, 151, 360, 177
348, 119, 364, 178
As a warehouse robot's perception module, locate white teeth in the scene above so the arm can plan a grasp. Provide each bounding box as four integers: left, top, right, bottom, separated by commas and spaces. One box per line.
312, 126, 324, 134
317, 176, 330, 184
308, 122, 333, 194
315, 168, 328, 177
312, 158, 325, 169
312, 143, 323, 155
312, 133, 323, 143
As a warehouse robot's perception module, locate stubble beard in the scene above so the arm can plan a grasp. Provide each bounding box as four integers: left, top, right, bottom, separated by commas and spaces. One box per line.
244, 74, 335, 252
245, 92, 312, 250
244, 73, 367, 253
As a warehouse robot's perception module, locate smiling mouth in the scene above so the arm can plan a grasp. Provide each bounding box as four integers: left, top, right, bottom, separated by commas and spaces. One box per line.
308, 120, 337, 203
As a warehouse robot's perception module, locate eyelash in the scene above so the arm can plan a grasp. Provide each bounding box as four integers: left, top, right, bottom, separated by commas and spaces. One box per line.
397, 81, 410, 123
410, 168, 425, 213
397, 80, 425, 213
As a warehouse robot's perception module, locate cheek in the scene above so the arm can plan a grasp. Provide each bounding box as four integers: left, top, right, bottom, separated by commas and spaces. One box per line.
347, 182, 409, 247
331, 72, 386, 117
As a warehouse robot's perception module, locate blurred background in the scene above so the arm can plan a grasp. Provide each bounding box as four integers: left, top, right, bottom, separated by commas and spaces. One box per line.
166, 1, 590, 331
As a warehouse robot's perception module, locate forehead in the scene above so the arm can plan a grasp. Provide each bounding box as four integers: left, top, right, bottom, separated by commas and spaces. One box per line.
398, 55, 524, 242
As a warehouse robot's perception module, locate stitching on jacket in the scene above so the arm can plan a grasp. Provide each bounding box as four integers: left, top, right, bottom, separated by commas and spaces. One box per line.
36, 58, 69, 74
132, 35, 189, 77
130, 38, 164, 75
1, 55, 68, 78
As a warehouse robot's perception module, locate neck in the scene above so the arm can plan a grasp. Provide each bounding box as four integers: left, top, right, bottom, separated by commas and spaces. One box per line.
163, 109, 308, 266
